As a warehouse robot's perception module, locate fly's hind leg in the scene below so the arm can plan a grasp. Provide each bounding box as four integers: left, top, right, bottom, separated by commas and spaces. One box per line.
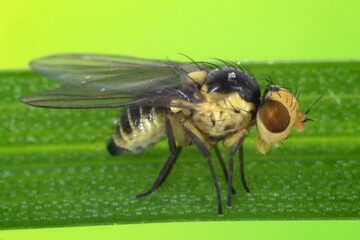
136, 113, 181, 199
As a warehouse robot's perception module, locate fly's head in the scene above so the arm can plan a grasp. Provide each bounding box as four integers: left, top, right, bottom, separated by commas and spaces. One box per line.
255, 85, 318, 154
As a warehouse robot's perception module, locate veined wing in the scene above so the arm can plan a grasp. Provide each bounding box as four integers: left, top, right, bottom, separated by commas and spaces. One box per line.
20, 54, 204, 109
19, 85, 199, 109
29, 54, 186, 91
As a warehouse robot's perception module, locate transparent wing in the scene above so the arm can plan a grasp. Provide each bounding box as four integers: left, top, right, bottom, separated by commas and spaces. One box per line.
29, 53, 185, 91
19, 85, 198, 109
20, 54, 204, 109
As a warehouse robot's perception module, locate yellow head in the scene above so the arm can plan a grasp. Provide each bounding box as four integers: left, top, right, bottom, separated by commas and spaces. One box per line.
255, 85, 307, 154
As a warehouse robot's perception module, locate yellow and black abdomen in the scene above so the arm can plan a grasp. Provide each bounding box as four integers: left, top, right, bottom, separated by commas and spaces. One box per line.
107, 106, 166, 155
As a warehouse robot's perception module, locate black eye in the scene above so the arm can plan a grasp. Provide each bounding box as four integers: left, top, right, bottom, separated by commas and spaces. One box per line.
205, 67, 260, 104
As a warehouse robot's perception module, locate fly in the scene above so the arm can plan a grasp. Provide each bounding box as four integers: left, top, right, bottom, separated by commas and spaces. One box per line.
19, 54, 319, 215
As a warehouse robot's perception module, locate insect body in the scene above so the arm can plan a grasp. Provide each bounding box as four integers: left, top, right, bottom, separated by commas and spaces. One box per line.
108, 106, 167, 155
20, 54, 312, 215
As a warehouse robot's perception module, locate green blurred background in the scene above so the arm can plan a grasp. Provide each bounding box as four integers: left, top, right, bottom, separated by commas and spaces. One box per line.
1, 0, 359, 239
1, 0, 359, 70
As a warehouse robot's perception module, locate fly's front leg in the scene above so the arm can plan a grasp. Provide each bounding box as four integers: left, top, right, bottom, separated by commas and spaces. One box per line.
136, 113, 181, 199
214, 144, 236, 195
180, 118, 223, 216
223, 129, 248, 207
239, 144, 250, 193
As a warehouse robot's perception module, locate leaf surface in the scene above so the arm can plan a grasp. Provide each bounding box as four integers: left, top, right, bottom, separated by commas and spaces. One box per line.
0, 61, 359, 229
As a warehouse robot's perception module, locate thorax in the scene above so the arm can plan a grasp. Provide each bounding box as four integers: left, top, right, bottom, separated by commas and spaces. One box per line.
191, 92, 256, 137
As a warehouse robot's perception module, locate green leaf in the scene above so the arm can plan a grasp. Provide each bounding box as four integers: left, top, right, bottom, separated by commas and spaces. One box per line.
1, 61, 359, 229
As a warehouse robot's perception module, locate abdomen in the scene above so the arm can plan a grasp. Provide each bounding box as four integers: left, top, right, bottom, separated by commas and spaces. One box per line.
107, 106, 166, 155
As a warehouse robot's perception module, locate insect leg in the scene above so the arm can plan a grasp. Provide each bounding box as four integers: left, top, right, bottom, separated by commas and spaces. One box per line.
214, 144, 236, 195
239, 144, 250, 193
136, 114, 181, 199
181, 120, 223, 215
228, 139, 246, 207
224, 130, 248, 207
157, 147, 182, 188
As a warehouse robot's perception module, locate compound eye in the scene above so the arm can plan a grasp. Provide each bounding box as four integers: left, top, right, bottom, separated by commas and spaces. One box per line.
258, 100, 290, 133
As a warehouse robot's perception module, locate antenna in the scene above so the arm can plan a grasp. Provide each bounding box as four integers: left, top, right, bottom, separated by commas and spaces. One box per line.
305, 95, 323, 115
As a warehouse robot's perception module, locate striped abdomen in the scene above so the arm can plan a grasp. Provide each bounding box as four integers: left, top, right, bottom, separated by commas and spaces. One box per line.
107, 106, 166, 155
